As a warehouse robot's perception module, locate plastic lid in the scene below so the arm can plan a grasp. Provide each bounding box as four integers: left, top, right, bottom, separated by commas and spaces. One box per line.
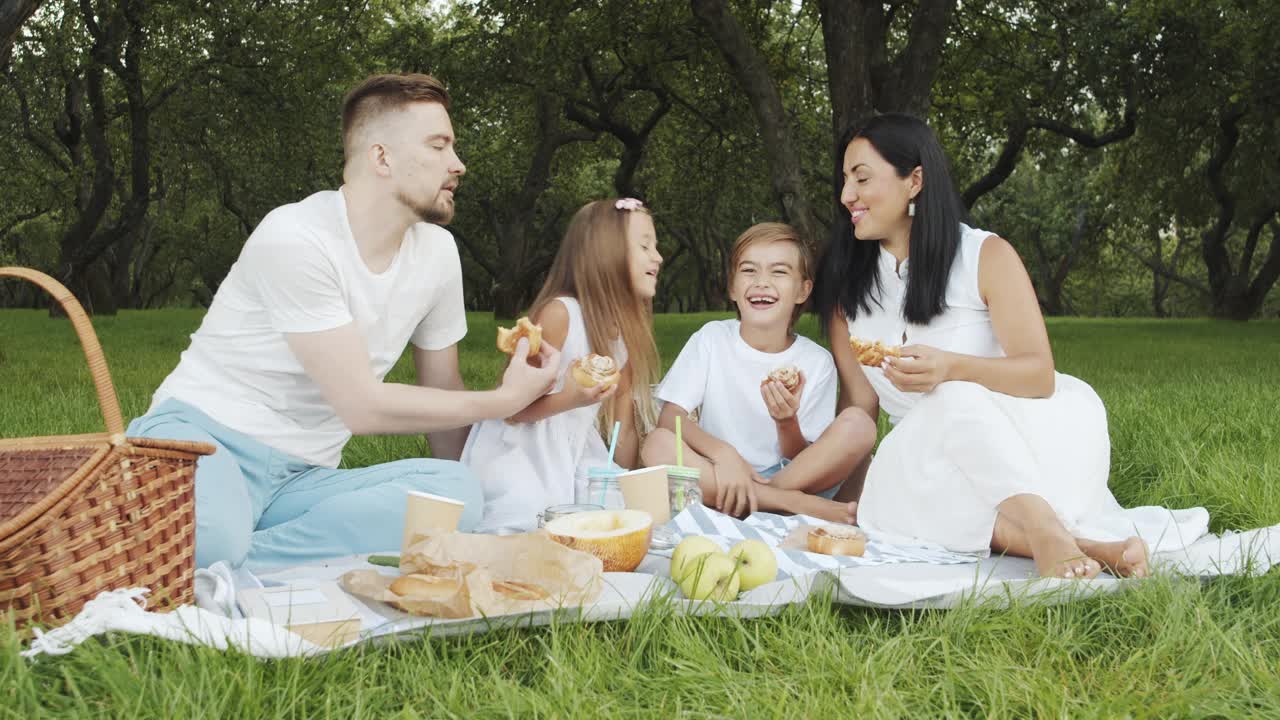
587, 466, 621, 478
666, 465, 701, 480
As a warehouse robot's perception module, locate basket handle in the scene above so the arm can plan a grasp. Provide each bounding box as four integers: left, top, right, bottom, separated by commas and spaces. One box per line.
1, 266, 126, 444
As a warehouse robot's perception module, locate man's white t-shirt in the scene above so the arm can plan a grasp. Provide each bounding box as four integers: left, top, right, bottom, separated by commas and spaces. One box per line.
150, 189, 468, 467
655, 320, 837, 473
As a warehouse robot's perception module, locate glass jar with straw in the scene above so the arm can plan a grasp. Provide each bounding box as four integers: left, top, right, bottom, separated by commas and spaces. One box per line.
667, 415, 702, 515
580, 421, 625, 509
650, 416, 704, 549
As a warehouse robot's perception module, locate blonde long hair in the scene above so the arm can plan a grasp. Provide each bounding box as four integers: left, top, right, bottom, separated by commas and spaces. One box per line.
527, 199, 660, 435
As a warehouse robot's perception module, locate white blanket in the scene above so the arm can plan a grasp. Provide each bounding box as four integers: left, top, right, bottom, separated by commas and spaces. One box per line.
22, 512, 1280, 660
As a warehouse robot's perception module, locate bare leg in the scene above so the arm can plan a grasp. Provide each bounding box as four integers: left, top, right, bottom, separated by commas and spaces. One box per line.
640, 429, 856, 523
754, 484, 857, 525
640, 428, 715, 497
992, 494, 1100, 579
832, 453, 871, 504
990, 500, 1150, 579
766, 408, 876, 493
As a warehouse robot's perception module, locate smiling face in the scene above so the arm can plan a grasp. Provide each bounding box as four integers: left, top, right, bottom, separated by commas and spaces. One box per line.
840, 137, 920, 242
626, 211, 662, 299
729, 238, 812, 332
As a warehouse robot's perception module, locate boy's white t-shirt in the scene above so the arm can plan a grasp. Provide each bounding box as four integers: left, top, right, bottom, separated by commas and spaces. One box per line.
150, 189, 468, 467
655, 319, 837, 473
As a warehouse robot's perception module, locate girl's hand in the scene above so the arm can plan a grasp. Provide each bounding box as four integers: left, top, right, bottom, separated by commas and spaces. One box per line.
761, 371, 804, 423
883, 344, 955, 394
562, 368, 619, 409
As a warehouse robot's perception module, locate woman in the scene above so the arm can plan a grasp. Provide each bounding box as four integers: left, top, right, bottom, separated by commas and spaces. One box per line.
813, 113, 1208, 579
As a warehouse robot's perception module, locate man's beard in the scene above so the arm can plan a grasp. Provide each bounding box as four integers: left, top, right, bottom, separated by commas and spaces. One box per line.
397, 187, 453, 224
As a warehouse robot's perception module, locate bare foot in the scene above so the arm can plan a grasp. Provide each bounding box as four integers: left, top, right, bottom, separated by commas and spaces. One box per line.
1078, 536, 1150, 578
794, 496, 857, 525
1027, 528, 1101, 579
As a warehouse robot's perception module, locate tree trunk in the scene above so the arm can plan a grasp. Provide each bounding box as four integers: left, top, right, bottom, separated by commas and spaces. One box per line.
1200, 109, 1280, 320
52, 0, 154, 316
490, 92, 596, 319
691, 0, 821, 247
0, 0, 44, 66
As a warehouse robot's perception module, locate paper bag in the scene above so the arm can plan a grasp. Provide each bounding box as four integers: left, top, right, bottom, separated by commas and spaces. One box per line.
342, 531, 604, 618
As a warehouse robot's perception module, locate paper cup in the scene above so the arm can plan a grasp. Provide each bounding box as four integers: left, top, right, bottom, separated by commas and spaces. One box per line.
617, 466, 672, 524
402, 491, 466, 550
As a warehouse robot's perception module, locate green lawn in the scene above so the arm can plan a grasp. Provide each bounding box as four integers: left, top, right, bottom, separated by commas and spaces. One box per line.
2, 310, 1280, 718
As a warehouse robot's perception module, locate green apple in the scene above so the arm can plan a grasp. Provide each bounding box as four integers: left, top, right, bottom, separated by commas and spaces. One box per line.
670, 535, 721, 583
728, 539, 778, 591
678, 551, 741, 602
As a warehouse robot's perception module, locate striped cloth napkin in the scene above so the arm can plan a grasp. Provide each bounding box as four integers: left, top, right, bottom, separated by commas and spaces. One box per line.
657, 505, 981, 580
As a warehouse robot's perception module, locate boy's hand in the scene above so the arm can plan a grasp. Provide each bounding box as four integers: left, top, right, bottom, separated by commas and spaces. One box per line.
761, 370, 804, 423
709, 449, 760, 518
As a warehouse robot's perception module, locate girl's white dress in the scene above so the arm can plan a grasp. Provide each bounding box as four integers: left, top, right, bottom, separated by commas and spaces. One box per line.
461, 297, 625, 532
849, 224, 1208, 553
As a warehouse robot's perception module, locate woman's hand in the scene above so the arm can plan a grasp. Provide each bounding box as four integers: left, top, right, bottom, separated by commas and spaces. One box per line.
761, 371, 804, 423
883, 344, 955, 394
709, 449, 760, 518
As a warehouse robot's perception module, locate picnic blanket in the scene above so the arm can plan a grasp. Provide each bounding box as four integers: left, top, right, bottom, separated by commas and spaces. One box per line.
21, 509, 1280, 660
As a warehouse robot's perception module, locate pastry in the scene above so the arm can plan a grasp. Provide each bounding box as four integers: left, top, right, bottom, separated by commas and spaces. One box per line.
491, 579, 551, 601
570, 353, 621, 389
849, 336, 902, 366
762, 366, 801, 393
806, 525, 866, 557
496, 317, 543, 355
388, 573, 464, 598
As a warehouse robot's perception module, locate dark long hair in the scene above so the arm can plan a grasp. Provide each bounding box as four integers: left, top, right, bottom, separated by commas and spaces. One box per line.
813, 113, 967, 336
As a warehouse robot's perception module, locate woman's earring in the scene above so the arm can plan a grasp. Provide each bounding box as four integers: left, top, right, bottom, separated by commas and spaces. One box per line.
908, 200, 916, 218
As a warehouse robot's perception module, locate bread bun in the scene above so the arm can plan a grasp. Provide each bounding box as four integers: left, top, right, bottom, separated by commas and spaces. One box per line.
806, 525, 866, 557
848, 336, 902, 367
570, 353, 621, 389
496, 317, 543, 355
491, 579, 551, 601
763, 366, 801, 392
389, 573, 464, 598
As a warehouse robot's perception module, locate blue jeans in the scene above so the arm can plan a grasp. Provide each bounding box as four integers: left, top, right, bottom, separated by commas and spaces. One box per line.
128, 399, 482, 572
759, 459, 844, 500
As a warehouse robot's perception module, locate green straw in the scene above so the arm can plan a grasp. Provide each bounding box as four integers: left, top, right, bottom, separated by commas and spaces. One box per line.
602, 420, 621, 506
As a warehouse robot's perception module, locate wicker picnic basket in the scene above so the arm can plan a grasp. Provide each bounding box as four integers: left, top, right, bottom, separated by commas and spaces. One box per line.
0, 267, 214, 630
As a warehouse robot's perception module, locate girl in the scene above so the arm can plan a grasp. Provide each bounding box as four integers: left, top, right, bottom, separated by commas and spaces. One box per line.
813, 113, 1208, 579
462, 198, 662, 532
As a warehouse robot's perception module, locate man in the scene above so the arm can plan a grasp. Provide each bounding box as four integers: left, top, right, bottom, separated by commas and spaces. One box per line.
129, 73, 558, 571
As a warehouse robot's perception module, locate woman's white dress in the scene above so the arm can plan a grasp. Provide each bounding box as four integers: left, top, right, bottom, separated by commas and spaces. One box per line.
849, 224, 1208, 554
461, 296, 625, 533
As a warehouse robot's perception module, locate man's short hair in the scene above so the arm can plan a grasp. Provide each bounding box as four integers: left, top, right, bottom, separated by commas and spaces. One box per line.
341, 73, 451, 162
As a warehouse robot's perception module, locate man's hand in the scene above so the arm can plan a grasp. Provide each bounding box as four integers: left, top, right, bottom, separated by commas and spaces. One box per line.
761, 371, 804, 423
709, 448, 760, 518
499, 337, 561, 411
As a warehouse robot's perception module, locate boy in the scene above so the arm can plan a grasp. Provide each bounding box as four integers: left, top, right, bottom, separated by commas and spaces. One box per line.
641, 223, 874, 521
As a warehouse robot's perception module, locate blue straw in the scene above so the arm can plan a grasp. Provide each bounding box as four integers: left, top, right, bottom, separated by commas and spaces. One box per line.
602, 421, 621, 506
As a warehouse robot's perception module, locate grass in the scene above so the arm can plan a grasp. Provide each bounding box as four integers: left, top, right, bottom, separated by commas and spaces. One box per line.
2, 309, 1280, 718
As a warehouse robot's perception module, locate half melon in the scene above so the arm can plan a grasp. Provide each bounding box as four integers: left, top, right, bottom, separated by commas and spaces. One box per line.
545, 509, 652, 572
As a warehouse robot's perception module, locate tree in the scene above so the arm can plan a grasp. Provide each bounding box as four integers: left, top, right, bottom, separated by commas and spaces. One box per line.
1109, 0, 1280, 319
0, 0, 44, 66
